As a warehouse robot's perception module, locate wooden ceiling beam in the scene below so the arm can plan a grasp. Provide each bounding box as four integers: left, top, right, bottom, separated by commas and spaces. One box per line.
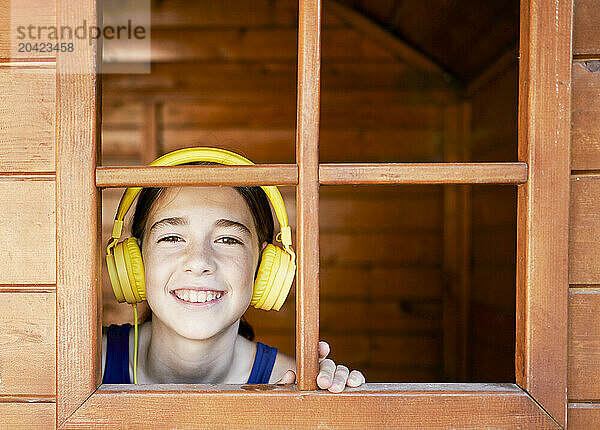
466, 44, 519, 95
325, 0, 449, 77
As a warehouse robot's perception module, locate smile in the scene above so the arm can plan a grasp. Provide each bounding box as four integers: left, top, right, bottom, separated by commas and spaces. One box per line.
170, 289, 224, 304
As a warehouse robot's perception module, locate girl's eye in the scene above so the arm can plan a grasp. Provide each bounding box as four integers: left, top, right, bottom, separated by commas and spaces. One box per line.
157, 235, 183, 243
215, 236, 242, 245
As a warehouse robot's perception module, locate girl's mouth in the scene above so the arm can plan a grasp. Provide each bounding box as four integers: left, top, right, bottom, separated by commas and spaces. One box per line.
170, 289, 225, 305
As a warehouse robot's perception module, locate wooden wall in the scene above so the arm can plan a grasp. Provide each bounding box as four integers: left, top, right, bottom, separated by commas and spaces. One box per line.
0, 0, 58, 426
2, 0, 598, 426
568, 0, 600, 425
100, 0, 455, 383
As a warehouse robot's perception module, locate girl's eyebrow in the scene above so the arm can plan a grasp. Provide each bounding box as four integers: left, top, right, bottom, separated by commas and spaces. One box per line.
148, 217, 251, 236
149, 216, 188, 233
215, 218, 251, 236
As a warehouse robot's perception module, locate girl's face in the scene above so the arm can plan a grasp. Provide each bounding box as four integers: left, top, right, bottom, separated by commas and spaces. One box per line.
141, 186, 261, 340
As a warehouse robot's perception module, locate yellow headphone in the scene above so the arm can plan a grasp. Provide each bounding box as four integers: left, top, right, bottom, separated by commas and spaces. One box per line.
105, 147, 296, 383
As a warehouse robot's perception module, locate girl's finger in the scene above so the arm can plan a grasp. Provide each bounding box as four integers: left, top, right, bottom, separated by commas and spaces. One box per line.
346, 370, 365, 387
317, 358, 336, 389
328, 364, 349, 393
318, 341, 330, 361
275, 369, 296, 385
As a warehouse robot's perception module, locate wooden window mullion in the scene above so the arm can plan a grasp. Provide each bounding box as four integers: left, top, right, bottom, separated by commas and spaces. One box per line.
295, 0, 321, 390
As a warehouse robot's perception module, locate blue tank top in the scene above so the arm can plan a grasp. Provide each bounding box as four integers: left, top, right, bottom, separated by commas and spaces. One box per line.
102, 324, 278, 384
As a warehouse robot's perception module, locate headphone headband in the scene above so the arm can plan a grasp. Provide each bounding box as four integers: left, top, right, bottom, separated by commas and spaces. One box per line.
109, 147, 293, 255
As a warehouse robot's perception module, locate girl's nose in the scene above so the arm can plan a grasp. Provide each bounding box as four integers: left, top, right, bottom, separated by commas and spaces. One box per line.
182, 240, 216, 274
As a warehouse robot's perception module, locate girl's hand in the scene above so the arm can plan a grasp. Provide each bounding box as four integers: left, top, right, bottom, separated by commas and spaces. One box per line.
316, 341, 365, 393
275, 341, 366, 393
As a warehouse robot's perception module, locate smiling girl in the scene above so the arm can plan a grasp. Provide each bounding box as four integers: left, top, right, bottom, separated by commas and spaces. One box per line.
101, 148, 365, 392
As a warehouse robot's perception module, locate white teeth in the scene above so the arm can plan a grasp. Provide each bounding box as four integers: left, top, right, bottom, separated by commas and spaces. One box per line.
174, 289, 222, 303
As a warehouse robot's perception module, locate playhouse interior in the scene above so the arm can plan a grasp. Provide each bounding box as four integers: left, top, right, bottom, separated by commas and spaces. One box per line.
100, 0, 519, 383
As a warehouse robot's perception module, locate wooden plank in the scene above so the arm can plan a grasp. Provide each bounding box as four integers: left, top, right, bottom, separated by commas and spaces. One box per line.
295, 0, 321, 391
442, 102, 471, 381
0, 66, 55, 172
0, 293, 55, 396
0, 403, 56, 430
106, 28, 392, 63
55, 0, 100, 426
0, 180, 55, 284
319, 301, 442, 333
567, 288, 600, 400
471, 267, 516, 313
140, 0, 297, 27
472, 227, 516, 266
571, 61, 600, 170
0, 0, 55, 61
516, 0, 572, 426
319, 266, 443, 299
96, 165, 298, 187
319, 163, 528, 184
160, 101, 442, 129
569, 175, 600, 284
102, 63, 451, 95
320, 232, 441, 266
143, 0, 343, 28
141, 102, 158, 164
470, 64, 518, 161
150, 128, 443, 164
573, 0, 600, 58
63, 385, 558, 429
471, 186, 517, 227
319, 195, 441, 232
0, 285, 56, 293
568, 403, 600, 429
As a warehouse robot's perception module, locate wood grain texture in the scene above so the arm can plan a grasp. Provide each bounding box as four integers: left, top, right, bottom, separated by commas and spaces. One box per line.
319, 163, 527, 184
568, 402, 600, 429
0, 403, 56, 430
295, 0, 321, 391
569, 175, 600, 284
0, 180, 55, 284
104, 127, 444, 164
0, 66, 55, 172
105, 28, 391, 64
442, 103, 471, 382
96, 165, 298, 187
516, 0, 572, 426
0, 0, 55, 61
102, 63, 450, 95
160, 100, 441, 129
571, 61, 600, 170
55, 0, 100, 426
568, 288, 600, 400
0, 293, 55, 396
573, 0, 600, 58
62, 384, 558, 429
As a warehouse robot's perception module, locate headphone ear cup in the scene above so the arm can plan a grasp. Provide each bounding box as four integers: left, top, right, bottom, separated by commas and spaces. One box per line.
252, 244, 278, 309
114, 241, 137, 304
252, 244, 295, 311
106, 250, 126, 303
122, 237, 146, 302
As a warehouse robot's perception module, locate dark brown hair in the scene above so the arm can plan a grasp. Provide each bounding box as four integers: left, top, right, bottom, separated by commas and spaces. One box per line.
130, 162, 276, 341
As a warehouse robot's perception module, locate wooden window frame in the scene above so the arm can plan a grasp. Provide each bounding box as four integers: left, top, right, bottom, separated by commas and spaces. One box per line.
56, 0, 572, 427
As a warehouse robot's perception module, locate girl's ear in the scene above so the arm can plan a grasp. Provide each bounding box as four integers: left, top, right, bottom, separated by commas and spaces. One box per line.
260, 241, 268, 253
